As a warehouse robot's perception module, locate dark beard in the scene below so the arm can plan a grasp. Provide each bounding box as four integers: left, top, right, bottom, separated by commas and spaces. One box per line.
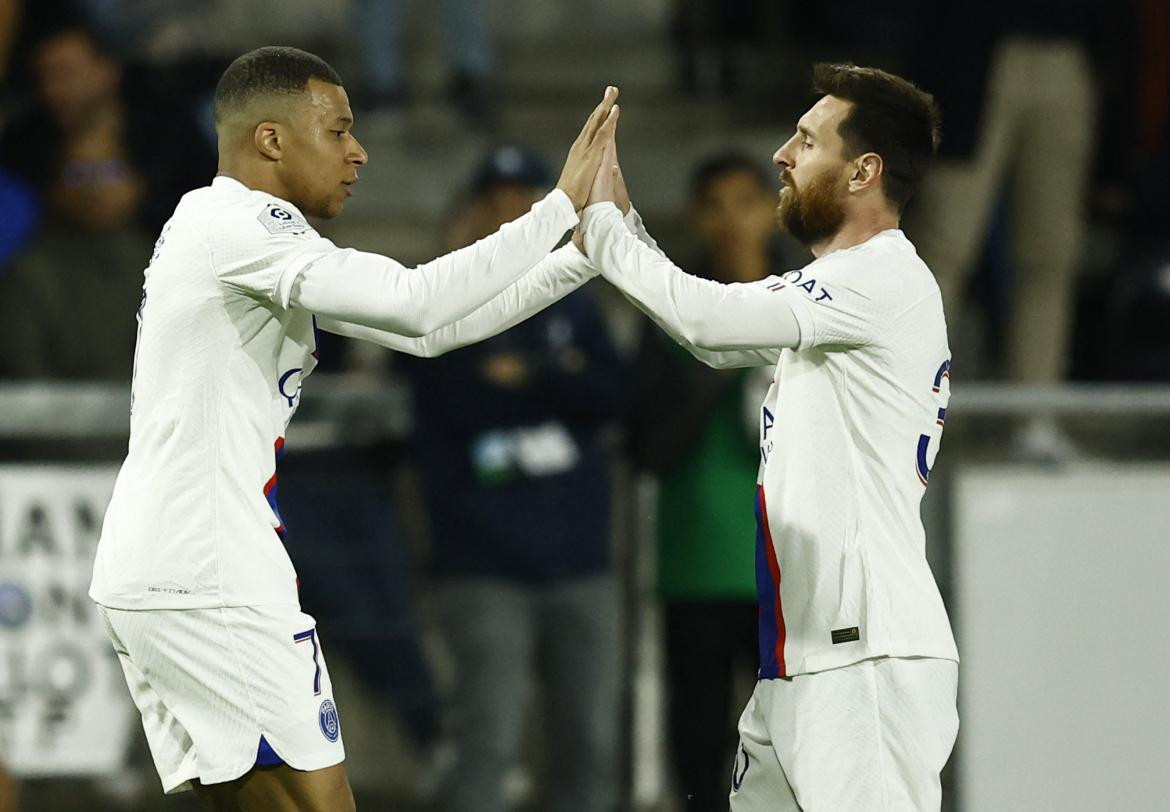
775, 168, 846, 247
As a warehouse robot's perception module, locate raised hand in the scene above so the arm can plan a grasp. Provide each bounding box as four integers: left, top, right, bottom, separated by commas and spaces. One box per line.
585, 128, 619, 209
557, 87, 620, 210
574, 129, 619, 257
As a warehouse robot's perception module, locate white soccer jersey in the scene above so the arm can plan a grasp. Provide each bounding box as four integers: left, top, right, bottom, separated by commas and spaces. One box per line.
91, 176, 578, 610
584, 204, 958, 678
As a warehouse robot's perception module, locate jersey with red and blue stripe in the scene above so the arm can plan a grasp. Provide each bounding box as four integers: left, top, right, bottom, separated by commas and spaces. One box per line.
747, 232, 959, 678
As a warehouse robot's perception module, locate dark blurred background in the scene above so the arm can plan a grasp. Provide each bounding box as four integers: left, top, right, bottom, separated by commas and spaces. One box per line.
1, 1, 1168, 810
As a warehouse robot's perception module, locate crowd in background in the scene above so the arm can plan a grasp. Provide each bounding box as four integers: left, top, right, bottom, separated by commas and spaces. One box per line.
1, 0, 1169, 810
2, 0, 1168, 383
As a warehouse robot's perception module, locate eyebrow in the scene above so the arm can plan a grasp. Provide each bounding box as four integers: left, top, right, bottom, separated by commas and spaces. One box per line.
335, 115, 353, 126
797, 125, 815, 140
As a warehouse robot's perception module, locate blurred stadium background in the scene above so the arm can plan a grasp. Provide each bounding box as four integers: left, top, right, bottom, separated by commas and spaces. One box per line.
1, 0, 1168, 810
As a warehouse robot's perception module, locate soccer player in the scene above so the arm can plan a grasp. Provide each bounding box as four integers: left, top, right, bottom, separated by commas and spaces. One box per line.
88, 46, 617, 810
580, 64, 959, 810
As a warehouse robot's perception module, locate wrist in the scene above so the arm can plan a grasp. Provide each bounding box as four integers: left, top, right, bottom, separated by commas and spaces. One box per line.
555, 183, 585, 211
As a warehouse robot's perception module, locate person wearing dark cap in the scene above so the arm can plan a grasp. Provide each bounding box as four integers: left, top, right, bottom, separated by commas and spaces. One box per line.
445, 145, 561, 249
399, 145, 629, 812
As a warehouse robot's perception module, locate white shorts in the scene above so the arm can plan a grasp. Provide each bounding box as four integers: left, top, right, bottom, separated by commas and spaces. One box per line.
98, 604, 346, 794
730, 656, 958, 811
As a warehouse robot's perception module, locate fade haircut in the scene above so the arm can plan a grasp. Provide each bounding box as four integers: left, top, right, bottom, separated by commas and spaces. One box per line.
811, 63, 941, 213
213, 46, 343, 126
690, 153, 772, 202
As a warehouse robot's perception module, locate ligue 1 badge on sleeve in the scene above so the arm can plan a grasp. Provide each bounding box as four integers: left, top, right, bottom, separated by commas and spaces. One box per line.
318, 699, 340, 742
258, 203, 310, 235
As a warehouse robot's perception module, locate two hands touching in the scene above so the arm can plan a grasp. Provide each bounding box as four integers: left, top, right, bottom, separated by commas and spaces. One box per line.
555, 86, 622, 211
553, 85, 632, 257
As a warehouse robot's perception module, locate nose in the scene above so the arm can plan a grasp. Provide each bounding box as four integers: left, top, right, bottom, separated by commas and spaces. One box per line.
773, 135, 796, 172
350, 137, 368, 167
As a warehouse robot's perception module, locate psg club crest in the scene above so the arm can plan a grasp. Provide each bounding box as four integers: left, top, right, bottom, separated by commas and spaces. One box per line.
318, 699, 340, 742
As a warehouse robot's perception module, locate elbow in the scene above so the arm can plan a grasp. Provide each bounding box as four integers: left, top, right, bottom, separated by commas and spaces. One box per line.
698, 353, 736, 370
393, 342, 444, 359
393, 310, 446, 338
394, 324, 429, 339
416, 342, 449, 359
677, 315, 720, 353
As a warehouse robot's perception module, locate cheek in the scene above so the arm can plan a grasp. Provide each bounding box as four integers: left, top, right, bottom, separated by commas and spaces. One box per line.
794, 156, 825, 183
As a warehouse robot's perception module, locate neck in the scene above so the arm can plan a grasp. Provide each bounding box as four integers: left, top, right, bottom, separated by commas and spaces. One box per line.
216, 160, 285, 201
808, 208, 899, 258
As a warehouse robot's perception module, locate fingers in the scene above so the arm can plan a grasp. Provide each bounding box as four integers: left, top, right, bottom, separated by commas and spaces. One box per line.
576, 86, 619, 146
583, 104, 620, 166
556, 90, 620, 210
594, 103, 620, 145
587, 135, 618, 206
600, 126, 617, 166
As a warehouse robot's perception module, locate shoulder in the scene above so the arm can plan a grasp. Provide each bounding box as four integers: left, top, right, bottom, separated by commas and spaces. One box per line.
816, 230, 938, 302
206, 180, 313, 237
203, 180, 319, 257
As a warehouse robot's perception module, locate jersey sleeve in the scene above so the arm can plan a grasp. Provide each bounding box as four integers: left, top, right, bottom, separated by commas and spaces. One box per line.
769, 253, 901, 351
582, 202, 793, 368
206, 201, 337, 307
318, 243, 598, 357
290, 188, 577, 337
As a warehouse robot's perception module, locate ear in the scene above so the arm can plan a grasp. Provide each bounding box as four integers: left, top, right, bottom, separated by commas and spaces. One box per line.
254, 122, 282, 161
848, 152, 883, 194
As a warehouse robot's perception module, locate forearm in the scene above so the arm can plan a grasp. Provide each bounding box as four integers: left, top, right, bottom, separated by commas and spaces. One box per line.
318, 244, 598, 357
292, 189, 578, 336
614, 289, 775, 369
584, 202, 796, 363
617, 208, 771, 368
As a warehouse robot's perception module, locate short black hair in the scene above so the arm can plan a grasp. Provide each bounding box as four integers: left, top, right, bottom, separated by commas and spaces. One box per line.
690, 153, 771, 201
213, 46, 343, 125
811, 63, 941, 212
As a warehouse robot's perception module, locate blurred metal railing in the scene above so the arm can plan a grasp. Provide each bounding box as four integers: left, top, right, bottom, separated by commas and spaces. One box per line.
0, 375, 411, 443
4, 379, 1170, 440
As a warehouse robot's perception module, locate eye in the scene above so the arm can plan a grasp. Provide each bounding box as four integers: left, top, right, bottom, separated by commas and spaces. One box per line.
802, 139, 813, 150
332, 130, 346, 140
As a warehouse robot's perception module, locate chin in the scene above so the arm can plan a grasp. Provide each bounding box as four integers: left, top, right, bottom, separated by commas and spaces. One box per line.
312, 202, 344, 220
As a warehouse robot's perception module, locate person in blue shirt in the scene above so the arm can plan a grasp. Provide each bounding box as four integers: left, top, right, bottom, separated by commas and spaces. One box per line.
401, 145, 629, 812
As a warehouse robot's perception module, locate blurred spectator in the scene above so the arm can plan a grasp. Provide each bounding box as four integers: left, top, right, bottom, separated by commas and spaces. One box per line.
401, 146, 628, 812
628, 154, 778, 809
2, 3, 60, 267
904, 1, 1105, 459
352, 0, 494, 123
0, 22, 214, 380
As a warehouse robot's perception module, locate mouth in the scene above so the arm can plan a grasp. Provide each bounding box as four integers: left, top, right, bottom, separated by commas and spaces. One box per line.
341, 178, 357, 197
